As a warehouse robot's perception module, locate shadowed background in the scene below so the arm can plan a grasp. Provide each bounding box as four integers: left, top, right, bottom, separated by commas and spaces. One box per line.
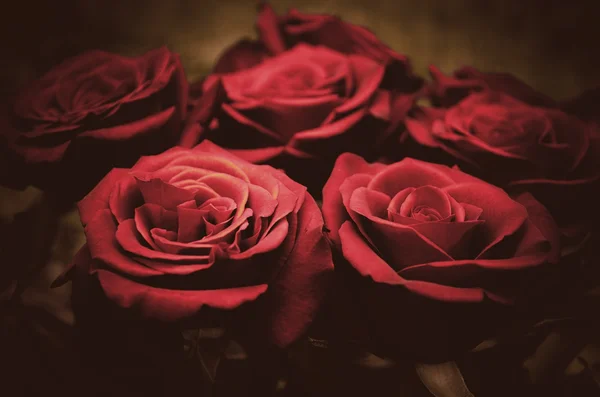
1, 0, 599, 100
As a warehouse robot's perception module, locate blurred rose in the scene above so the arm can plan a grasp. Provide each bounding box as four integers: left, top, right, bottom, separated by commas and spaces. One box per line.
215, 2, 422, 86
66, 140, 332, 347
425, 65, 558, 108
322, 153, 560, 359
0, 47, 188, 203
403, 67, 600, 247
184, 41, 422, 196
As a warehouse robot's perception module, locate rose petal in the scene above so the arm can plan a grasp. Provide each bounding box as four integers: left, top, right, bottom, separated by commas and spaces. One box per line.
339, 221, 489, 302
322, 152, 386, 243
85, 210, 163, 277
135, 177, 196, 211
97, 269, 268, 322
347, 187, 453, 268
443, 183, 528, 258
258, 194, 334, 347
367, 158, 457, 196
197, 173, 249, 217
334, 54, 384, 114
398, 185, 453, 219
134, 203, 178, 249
78, 168, 130, 226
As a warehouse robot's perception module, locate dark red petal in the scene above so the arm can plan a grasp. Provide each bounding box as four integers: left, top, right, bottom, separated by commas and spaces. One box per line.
198, 173, 249, 216
388, 187, 416, 215
512, 192, 560, 263
398, 185, 452, 219
322, 153, 386, 244
134, 203, 178, 249
229, 218, 290, 260
405, 106, 449, 147
462, 202, 484, 221
134, 177, 196, 211
108, 174, 143, 223
247, 184, 278, 217
256, 3, 287, 54
97, 269, 268, 322
443, 183, 528, 258
367, 158, 457, 196
334, 55, 384, 114
116, 219, 214, 265
225, 146, 285, 164
180, 76, 226, 148
78, 168, 130, 226
85, 210, 162, 277
78, 107, 174, 140
339, 221, 489, 302
130, 146, 188, 173
347, 187, 452, 268
261, 194, 334, 347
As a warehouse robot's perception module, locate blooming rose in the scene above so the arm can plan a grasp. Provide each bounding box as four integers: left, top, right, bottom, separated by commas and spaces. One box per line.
404, 69, 600, 245
322, 154, 560, 359
64, 140, 332, 347
183, 42, 421, 196
0, 47, 188, 202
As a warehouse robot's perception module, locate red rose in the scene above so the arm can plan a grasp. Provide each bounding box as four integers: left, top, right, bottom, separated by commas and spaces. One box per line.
0, 47, 188, 202
66, 140, 332, 347
183, 42, 420, 196
404, 73, 600, 246
214, 3, 423, 89
322, 153, 560, 358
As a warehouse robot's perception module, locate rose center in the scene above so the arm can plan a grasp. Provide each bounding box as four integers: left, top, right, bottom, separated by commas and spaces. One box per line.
411, 205, 443, 222
387, 185, 454, 224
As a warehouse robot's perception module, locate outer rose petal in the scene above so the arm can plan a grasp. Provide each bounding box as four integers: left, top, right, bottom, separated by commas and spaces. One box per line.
322, 152, 386, 244
259, 194, 334, 347
180, 76, 226, 148
338, 220, 512, 360
78, 168, 130, 226
97, 269, 269, 322
512, 192, 561, 263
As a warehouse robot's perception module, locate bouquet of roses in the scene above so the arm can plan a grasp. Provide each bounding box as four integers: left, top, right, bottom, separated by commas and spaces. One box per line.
1, 3, 598, 397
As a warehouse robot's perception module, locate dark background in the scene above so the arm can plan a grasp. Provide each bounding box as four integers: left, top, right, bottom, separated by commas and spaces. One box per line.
1, 0, 599, 100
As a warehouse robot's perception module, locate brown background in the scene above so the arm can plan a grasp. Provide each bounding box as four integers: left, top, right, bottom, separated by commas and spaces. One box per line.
1, 0, 599, 100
